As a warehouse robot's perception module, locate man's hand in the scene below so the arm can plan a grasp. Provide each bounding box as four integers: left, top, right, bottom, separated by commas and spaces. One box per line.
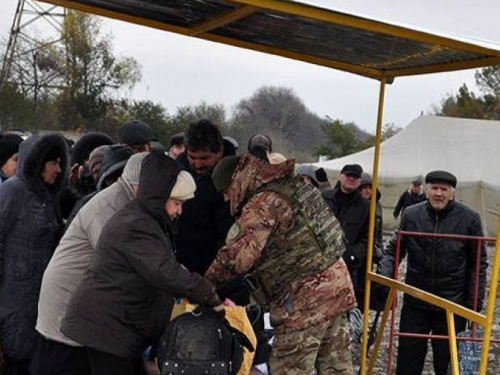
68, 163, 85, 186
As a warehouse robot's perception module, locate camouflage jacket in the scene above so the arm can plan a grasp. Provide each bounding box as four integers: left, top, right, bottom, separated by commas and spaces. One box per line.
206, 155, 356, 333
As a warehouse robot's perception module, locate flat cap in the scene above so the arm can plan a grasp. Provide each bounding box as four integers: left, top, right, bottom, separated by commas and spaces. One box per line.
425, 170, 457, 188
412, 180, 422, 186
340, 164, 363, 178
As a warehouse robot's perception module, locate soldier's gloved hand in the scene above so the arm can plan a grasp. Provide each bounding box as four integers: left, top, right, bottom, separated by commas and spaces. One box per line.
189, 278, 222, 307
372, 283, 390, 311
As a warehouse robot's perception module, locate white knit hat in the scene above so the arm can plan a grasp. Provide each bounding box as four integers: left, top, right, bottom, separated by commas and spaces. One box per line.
170, 171, 196, 201
122, 152, 148, 186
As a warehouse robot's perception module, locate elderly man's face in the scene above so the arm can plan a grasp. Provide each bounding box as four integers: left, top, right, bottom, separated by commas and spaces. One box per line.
339, 173, 361, 193
426, 182, 454, 211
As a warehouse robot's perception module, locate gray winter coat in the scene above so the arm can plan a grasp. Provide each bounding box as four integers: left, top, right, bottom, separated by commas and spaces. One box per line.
0, 134, 68, 359
36, 177, 135, 346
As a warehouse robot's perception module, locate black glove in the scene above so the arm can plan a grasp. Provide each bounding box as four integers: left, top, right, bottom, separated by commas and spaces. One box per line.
371, 283, 390, 311
189, 278, 222, 307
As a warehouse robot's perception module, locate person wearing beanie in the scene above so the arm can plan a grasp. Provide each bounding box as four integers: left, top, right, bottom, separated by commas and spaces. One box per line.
61, 132, 115, 220
65, 145, 134, 228
34, 151, 149, 375
207, 154, 355, 375
393, 179, 426, 219
61, 151, 220, 375
0, 133, 24, 184
168, 132, 185, 160
358, 172, 383, 267
119, 119, 156, 153
296, 164, 319, 188
0, 133, 68, 374
87, 144, 110, 182
379, 170, 487, 375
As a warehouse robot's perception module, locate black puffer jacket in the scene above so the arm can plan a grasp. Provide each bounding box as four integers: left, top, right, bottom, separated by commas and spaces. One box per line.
0, 134, 68, 360
61, 151, 220, 359
380, 200, 487, 310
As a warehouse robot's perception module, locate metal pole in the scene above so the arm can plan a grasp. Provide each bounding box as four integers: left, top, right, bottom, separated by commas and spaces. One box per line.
360, 76, 386, 375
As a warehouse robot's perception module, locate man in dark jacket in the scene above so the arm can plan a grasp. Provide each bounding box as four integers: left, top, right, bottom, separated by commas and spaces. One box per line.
379, 170, 488, 375
0, 133, 68, 375
176, 120, 247, 304
393, 179, 426, 219
322, 164, 370, 308
61, 151, 221, 375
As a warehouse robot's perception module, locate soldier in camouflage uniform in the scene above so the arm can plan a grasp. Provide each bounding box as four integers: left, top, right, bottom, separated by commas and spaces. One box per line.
206, 154, 356, 375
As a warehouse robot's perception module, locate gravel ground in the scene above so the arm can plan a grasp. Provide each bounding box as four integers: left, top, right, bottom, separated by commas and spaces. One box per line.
352, 243, 500, 375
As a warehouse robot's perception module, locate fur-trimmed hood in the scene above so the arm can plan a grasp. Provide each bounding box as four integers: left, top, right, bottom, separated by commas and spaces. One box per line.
228, 154, 295, 215
17, 133, 69, 195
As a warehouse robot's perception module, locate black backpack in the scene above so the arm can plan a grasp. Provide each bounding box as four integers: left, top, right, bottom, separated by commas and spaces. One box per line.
158, 307, 254, 375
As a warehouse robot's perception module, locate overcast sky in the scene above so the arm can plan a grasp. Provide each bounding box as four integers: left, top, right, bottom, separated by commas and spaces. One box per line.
2, 0, 500, 133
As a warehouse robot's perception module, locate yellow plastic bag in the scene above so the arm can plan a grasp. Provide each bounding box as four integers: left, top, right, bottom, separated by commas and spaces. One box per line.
170, 301, 257, 375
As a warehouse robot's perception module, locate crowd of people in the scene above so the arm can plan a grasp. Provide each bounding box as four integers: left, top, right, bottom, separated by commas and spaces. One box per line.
0, 119, 488, 375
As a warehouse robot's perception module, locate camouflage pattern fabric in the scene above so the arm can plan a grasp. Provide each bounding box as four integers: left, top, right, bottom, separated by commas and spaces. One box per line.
206, 154, 356, 334
255, 178, 346, 299
269, 313, 353, 375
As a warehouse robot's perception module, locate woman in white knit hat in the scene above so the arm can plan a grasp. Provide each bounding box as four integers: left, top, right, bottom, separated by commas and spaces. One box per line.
60, 151, 221, 375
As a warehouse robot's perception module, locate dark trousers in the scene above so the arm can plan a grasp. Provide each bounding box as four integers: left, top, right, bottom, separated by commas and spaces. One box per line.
30, 333, 91, 375
3, 356, 31, 375
396, 304, 466, 375
86, 348, 144, 375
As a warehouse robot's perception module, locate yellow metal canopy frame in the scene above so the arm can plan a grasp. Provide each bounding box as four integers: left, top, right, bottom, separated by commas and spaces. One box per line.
36, 0, 500, 374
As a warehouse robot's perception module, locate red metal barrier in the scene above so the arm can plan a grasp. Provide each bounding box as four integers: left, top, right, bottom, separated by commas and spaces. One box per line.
384, 231, 496, 375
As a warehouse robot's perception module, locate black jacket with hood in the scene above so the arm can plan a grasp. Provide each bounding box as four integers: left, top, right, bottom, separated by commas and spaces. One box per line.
380, 200, 488, 310
61, 151, 220, 359
0, 133, 68, 360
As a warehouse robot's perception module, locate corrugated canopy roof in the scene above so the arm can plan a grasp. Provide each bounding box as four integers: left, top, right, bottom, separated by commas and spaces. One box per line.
39, 0, 500, 80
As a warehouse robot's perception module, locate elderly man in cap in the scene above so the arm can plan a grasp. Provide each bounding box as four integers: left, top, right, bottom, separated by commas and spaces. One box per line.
322, 164, 370, 309
393, 179, 426, 219
378, 170, 488, 375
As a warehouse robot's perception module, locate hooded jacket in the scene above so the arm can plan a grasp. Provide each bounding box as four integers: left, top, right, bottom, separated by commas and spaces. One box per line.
0, 133, 68, 360
61, 151, 219, 359
206, 155, 356, 333
380, 200, 488, 310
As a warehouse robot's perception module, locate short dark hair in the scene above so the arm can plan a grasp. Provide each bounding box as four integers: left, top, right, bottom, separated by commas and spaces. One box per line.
186, 119, 223, 153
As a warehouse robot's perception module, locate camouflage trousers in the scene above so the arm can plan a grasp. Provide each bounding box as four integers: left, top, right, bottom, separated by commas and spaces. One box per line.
269, 313, 353, 375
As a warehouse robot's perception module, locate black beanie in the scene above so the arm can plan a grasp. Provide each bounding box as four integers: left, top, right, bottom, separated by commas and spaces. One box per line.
0, 134, 24, 168
119, 120, 156, 145
70, 132, 115, 166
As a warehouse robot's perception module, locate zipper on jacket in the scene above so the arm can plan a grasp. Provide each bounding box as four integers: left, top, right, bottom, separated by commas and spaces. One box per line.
431, 213, 440, 294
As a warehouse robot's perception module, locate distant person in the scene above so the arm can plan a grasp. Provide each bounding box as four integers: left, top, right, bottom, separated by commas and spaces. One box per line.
0, 133, 24, 185
296, 164, 319, 187
65, 145, 134, 228
168, 132, 185, 160
0, 134, 68, 375
119, 119, 156, 153
393, 180, 426, 219
247, 134, 272, 154
358, 173, 383, 264
322, 164, 370, 308
378, 170, 488, 375
60, 132, 114, 219
223, 136, 239, 155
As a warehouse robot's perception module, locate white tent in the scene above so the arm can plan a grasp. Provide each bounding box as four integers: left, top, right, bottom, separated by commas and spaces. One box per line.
315, 115, 500, 235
